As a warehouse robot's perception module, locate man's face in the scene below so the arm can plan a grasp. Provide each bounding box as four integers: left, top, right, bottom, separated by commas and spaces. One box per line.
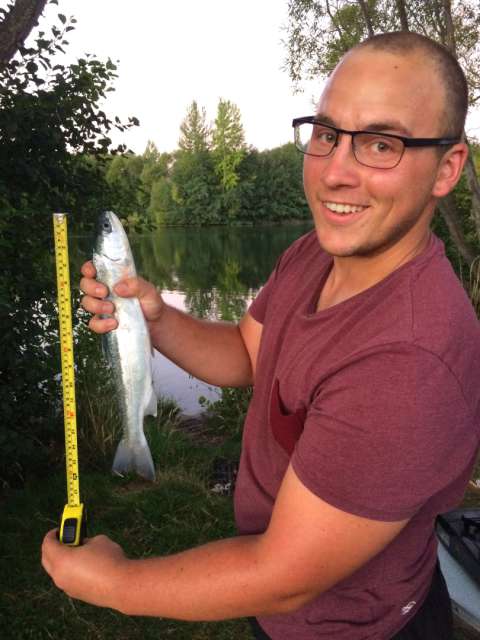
303, 48, 448, 260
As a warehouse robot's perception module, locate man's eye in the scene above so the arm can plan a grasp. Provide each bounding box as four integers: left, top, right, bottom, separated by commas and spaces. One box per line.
374, 140, 394, 152
314, 129, 335, 143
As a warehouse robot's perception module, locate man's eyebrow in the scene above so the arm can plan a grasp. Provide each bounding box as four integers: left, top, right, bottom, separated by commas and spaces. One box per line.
363, 121, 413, 136
313, 113, 413, 137
313, 113, 336, 127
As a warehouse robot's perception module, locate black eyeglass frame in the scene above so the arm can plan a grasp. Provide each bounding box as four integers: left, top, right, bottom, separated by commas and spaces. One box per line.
292, 116, 461, 167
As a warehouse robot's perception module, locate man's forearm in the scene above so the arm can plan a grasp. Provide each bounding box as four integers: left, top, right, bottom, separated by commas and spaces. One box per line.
148, 303, 254, 387
114, 535, 305, 620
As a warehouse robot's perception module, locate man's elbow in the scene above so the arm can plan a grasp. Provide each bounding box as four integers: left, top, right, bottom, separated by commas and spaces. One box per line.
263, 583, 322, 615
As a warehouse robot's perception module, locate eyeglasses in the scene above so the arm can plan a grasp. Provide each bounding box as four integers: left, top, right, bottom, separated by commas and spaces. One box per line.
292, 116, 460, 169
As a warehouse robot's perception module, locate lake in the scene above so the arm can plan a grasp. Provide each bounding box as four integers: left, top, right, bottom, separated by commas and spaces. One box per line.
77, 224, 313, 414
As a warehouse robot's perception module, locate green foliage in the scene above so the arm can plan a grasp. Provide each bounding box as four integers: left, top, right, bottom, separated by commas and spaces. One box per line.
0, 5, 138, 487
240, 144, 310, 222
432, 148, 480, 284
105, 153, 144, 217
200, 386, 253, 437
114, 139, 309, 228
170, 149, 222, 224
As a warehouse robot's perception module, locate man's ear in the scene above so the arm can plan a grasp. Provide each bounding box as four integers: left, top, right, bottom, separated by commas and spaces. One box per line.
431, 142, 469, 198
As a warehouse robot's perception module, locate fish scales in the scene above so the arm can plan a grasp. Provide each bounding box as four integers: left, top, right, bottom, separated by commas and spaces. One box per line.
93, 211, 157, 481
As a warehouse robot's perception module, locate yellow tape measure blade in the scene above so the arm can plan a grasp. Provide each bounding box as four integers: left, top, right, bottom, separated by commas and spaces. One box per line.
53, 213, 84, 542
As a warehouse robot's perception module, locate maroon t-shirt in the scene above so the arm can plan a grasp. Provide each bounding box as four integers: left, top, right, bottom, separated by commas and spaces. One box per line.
234, 231, 480, 639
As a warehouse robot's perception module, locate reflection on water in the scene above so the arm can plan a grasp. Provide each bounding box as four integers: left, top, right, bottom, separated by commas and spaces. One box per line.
76, 223, 313, 413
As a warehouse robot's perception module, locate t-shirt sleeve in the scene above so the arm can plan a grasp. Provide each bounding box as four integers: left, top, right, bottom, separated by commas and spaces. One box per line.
249, 269, 276, 324
291, 343, 476, 521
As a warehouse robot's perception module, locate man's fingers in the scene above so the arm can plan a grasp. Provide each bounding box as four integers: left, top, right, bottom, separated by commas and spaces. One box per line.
80, 260, 97, 278
41, 529, 62, 574
88, 315, 118, 334
81, 294, 114, 316
80, 276, 108, 298
113, 277, 144, 298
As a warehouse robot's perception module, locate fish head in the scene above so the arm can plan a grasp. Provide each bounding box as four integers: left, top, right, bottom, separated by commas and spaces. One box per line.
95, 211, 133, 265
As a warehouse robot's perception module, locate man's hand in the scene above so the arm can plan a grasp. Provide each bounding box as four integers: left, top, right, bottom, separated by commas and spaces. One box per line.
80, 261, 164, 334
41, 529, 128, 610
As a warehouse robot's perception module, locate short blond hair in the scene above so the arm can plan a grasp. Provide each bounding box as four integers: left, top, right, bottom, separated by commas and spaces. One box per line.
355, 32, 468, 138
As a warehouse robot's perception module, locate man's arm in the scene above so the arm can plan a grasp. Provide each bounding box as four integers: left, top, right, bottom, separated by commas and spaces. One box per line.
42, 465, 409, 620
80, 261, 262, 387
148, 304, 262, 387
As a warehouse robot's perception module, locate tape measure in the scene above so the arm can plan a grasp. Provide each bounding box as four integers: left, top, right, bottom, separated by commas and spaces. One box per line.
53, 213, 86, 546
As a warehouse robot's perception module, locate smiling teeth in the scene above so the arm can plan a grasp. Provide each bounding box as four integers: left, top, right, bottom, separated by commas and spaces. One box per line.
324, 202, 366, 214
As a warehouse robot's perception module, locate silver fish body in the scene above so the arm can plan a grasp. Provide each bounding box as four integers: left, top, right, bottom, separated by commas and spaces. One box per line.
93, 211, 157, 481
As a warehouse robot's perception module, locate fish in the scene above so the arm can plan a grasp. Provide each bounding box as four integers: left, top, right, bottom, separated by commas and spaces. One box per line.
93, 210, 157, 481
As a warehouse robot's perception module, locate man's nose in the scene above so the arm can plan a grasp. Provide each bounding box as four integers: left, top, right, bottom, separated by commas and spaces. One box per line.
321, 133, 361, 188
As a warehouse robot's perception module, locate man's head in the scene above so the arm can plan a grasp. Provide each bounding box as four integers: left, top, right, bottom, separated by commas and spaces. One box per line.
302, 32, 469, 264
353, 32, 468, 140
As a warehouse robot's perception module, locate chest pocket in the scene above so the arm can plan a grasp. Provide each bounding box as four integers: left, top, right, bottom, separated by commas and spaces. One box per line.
269, 378, 307, 456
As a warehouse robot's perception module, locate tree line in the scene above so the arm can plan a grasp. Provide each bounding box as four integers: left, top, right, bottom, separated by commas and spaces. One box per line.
103, 100, 310, 228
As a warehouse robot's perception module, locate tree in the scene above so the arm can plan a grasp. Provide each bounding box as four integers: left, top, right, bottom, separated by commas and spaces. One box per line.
284, 0, 480, 264
0, 0, 48, 66
240, 144, 310, 222
105, 153, 145, 218
140, 141, 171, 210
178, 100, 210, 153
211, 99, 247, 221
170, 149, 221, 224
211, 99, 246, 191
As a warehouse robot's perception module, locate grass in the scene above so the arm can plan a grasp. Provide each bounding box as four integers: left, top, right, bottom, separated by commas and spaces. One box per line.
0, 399, 251, 640
1, 384, 479, 639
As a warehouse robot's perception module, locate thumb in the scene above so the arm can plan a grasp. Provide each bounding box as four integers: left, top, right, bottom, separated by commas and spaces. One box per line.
113, 277, 140, 297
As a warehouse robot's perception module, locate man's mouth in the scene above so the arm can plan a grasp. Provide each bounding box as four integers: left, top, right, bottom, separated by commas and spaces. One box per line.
323, 201, 368, 215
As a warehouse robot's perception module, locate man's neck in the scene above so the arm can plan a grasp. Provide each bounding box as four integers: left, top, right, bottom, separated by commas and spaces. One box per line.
317, 232, 432, 312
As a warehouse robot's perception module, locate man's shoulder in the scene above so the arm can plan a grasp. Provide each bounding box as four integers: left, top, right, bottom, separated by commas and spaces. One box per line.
409, 236, 479, 340
276, 228, 328, 274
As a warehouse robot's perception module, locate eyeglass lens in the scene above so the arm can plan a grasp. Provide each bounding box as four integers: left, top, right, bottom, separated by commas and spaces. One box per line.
295, 122, 405, 169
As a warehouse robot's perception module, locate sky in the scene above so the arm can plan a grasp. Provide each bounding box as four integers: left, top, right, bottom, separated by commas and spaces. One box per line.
38, 0, 323, 155
24, 0, 480, 154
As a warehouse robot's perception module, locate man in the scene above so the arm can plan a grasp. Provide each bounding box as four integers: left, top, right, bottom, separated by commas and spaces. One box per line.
42, 32, 480, 639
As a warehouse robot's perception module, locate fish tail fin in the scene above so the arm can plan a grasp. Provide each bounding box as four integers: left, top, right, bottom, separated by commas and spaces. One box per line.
112, 436, 156, 482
